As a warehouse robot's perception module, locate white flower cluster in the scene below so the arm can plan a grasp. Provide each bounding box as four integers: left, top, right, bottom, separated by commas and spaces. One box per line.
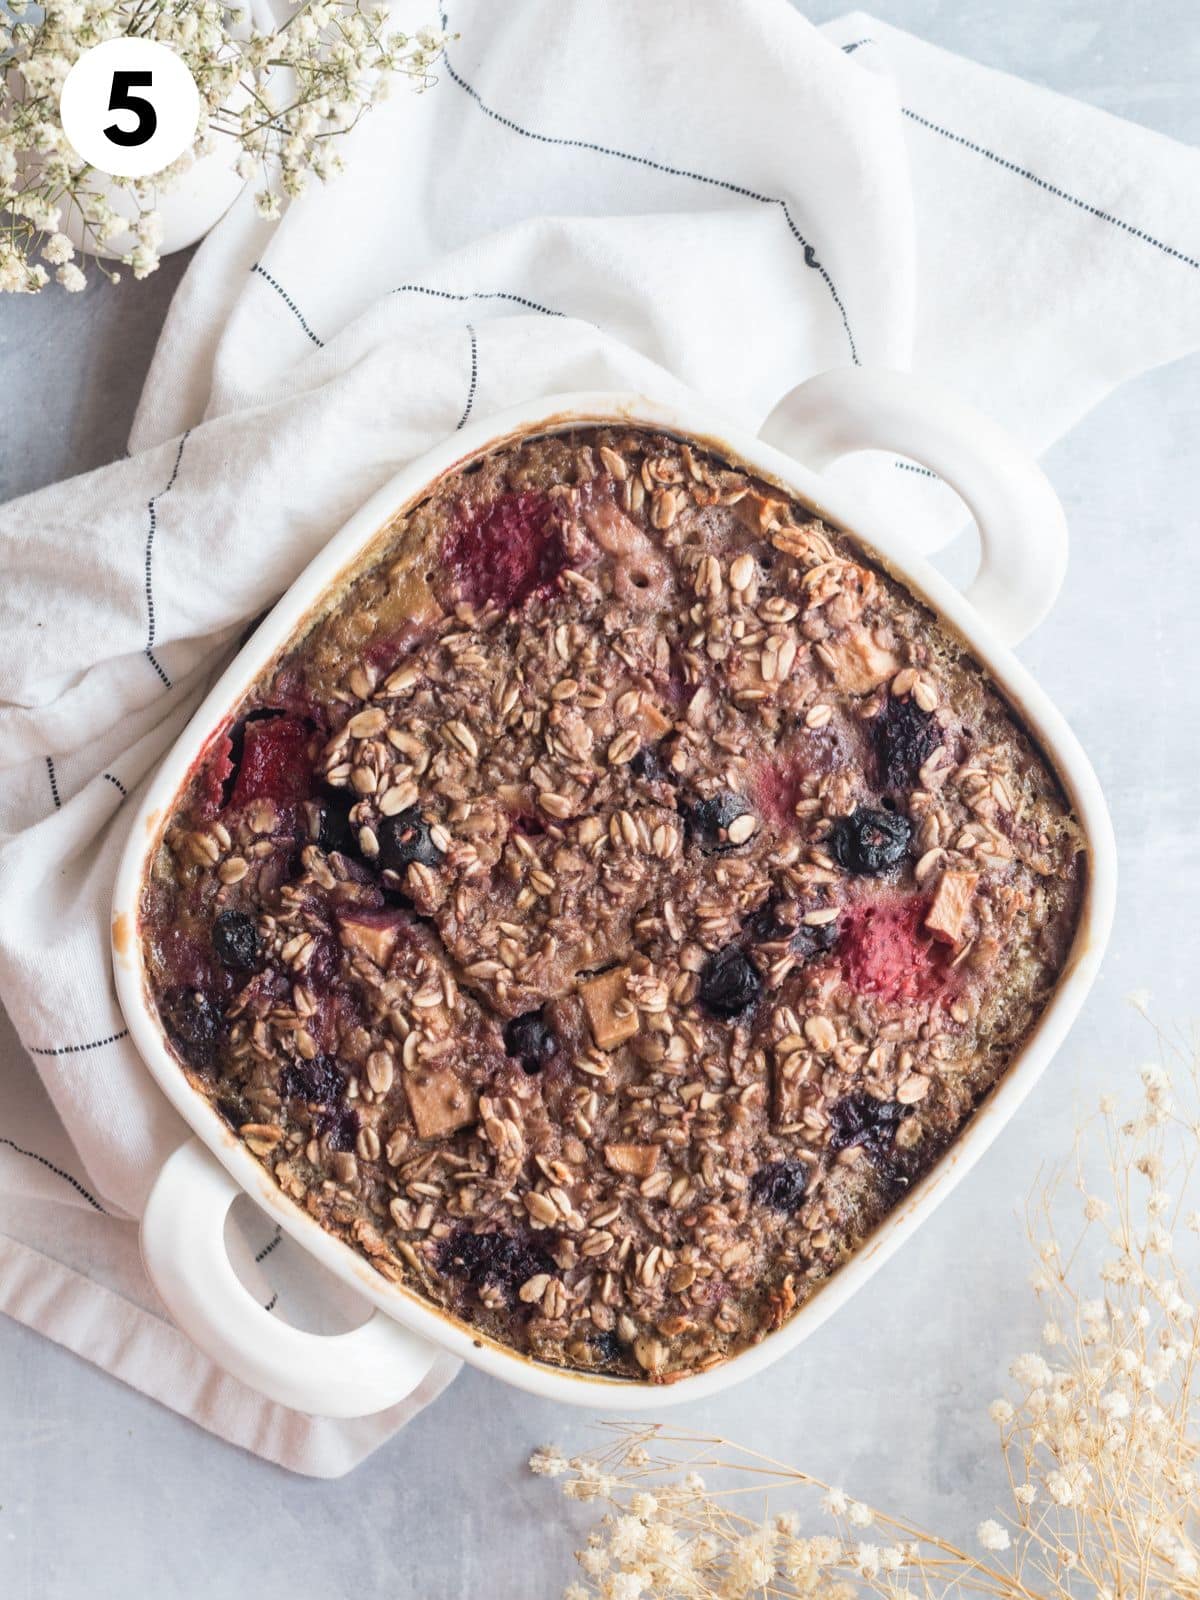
531, 1437, 919, 1600
1, 0, 447, 293
985, 1043, 1200, 1594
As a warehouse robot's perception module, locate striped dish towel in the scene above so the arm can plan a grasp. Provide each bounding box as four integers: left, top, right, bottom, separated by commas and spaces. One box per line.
0, 0, 1197, 1473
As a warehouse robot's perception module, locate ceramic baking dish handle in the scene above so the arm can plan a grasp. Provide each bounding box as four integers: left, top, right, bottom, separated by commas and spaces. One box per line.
141, 1137, 442, 1418
758, 368, 1067, 648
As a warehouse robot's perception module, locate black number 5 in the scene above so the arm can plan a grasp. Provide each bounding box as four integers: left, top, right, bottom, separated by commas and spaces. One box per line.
104, 71, 157, 147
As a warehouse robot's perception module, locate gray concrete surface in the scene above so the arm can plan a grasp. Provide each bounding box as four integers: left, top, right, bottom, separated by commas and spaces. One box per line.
1, 4, 1198, 1597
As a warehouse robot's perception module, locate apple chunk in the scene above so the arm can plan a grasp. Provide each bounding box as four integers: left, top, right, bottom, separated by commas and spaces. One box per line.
337, 908, 407, 969
580, 967, 639, 1050
405, 1068, 478, 1140
925, 871, 978, 945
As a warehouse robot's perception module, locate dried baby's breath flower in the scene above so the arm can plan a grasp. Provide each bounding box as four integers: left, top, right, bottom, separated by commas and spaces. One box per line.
533, 1011, 1200, 1600
1009, 1351, 1052, 1388
530, 1444, 569, 1478
1, 2, 449, 292
852, 1542, 881, 1578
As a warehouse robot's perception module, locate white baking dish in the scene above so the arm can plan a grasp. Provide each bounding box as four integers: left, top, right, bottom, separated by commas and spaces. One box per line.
112, 369, 1116, 1418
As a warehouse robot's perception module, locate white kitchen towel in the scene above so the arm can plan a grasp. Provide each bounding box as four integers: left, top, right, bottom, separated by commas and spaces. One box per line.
1, 0, 1198, 1474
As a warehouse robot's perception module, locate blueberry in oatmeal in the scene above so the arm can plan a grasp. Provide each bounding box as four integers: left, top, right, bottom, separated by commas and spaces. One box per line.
319, 1105, 360, 1152
699, 945, 762, 1018
629, 743, 666, 783
752, 899, 840, 961
140, 424, 1085, 1382
316, 788, 357, 855
747, 897, 799, 944
827, 1093, 910, 1155
437, 1227, 555, 1303
280, 1054, 346, 1106
160, 988, 220, 1069
589, 1329, 626, 1367
825, 1095, 921, 1200
684, 790, 756, 853
792, 916, 841, 960
873, 692, 942, 791
378, 806, 443, 872
829, 807, 911, 876
212, 909, 259, 972
750, 1159, 809, 1212
503, 1010, 558, 1073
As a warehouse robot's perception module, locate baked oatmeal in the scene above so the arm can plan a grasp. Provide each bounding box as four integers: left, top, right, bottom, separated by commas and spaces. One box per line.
139, 424, 1085, 1381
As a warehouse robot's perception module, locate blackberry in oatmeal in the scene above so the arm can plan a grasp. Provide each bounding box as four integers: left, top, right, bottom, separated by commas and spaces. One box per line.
140, 425, 1085, 1382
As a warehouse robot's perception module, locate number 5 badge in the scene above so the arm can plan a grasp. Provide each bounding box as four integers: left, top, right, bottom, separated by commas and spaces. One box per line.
60, 38, 200, 180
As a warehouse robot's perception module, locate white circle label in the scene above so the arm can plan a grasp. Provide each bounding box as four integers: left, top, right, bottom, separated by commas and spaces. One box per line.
60, 38, 200, 180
